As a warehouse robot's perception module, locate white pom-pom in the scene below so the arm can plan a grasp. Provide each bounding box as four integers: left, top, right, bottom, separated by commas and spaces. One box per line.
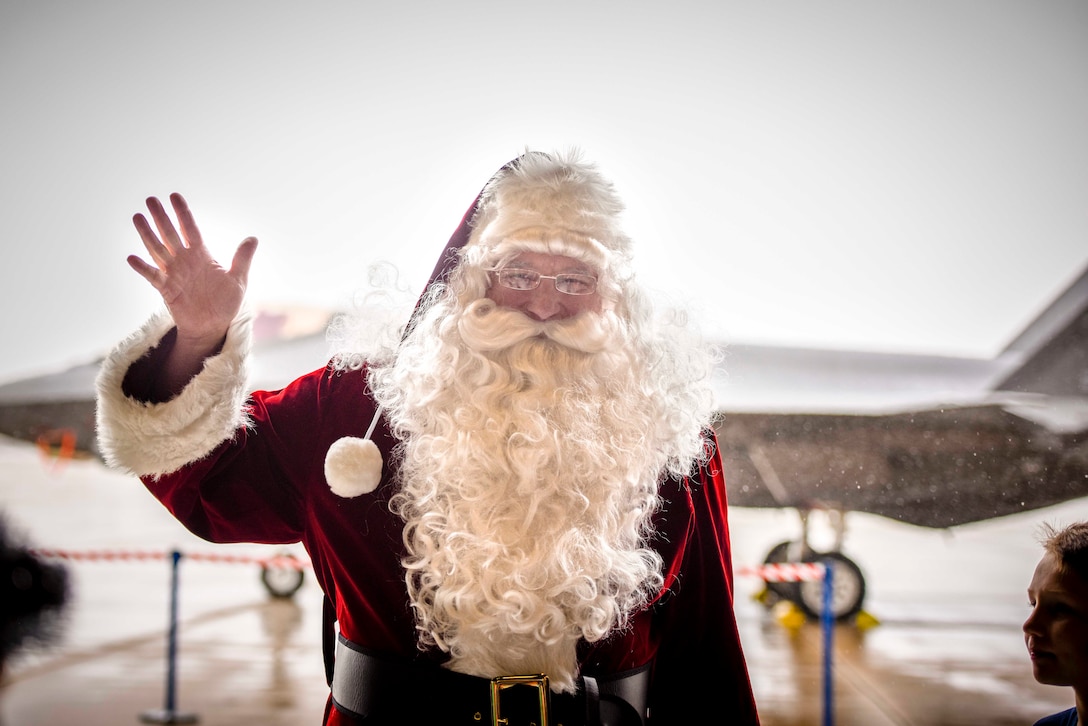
325, 436, 383, 498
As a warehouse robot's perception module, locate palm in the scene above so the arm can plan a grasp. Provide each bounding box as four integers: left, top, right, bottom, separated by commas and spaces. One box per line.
129, 193, 257, 342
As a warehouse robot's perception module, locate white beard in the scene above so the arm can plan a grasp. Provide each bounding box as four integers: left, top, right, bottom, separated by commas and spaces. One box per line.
368, 295, 711, 693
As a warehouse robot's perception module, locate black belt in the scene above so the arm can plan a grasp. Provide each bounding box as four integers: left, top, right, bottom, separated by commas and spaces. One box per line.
331, 633, 650, 726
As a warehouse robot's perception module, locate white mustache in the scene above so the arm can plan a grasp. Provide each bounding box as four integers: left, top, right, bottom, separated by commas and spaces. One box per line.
457, 298, 618, 354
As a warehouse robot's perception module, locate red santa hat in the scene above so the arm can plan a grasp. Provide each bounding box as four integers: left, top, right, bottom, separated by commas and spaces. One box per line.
324, 149, 631, 498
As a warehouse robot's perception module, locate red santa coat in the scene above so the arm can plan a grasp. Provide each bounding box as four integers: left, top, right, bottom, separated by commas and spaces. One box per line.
111, 344, 758, 724
98, 154, 759, 724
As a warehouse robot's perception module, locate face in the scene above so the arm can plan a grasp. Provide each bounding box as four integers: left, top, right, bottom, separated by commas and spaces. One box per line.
1023, 551, 1088, 692
486, 251, 603, 322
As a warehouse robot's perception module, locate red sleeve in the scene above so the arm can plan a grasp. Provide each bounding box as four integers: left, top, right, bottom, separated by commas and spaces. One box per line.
647, 430, 760, 724
140, 364, 365, 546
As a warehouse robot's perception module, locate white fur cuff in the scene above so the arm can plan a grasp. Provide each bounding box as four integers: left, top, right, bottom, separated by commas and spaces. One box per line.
95, 310, 253, 478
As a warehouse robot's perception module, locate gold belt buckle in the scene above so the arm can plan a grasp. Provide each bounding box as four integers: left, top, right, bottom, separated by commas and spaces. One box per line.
490, 673, 549, 726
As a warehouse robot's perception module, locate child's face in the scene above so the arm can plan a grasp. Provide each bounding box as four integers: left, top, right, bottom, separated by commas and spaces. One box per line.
1024, 551, 1088, 691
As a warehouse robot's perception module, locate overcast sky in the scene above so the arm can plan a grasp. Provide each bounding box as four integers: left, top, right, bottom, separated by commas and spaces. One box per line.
1, 1, 1085, 385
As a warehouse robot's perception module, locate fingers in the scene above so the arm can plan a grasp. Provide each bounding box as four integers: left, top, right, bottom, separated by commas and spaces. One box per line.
126, 254, 165, 290
129, 193, 258, 290
230, 237, 259, 283
146, 196, 185, 255
131, 193, 202, 266
132, 211, 171, 270
169, 193, 205, 250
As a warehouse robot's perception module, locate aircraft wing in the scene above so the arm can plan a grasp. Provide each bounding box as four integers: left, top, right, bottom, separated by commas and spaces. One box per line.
0, 359, 102, 459
715, 403, 1087, 528
0, 308, 335, 460
713, 265, 1088, 528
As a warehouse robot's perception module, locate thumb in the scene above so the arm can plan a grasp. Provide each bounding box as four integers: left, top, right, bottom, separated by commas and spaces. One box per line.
230, 236, 259, 283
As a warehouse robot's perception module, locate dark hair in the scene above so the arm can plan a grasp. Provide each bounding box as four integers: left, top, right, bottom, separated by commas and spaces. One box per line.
1, 514, 70, 668
1040, 521, 1088, 581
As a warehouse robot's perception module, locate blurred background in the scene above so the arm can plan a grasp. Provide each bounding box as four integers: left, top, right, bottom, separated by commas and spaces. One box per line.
1, 0, 1085, 384
1, 2, 1086, 724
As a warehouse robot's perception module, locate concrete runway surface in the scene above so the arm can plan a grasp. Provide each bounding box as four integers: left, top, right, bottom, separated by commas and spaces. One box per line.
0, 438, 1081, 725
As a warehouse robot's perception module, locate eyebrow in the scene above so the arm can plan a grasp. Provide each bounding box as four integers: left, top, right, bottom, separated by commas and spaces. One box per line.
508, 259, 597, 275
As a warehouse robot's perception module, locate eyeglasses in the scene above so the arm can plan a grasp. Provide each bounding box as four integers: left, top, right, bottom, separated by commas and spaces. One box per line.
493, 268, 598, 296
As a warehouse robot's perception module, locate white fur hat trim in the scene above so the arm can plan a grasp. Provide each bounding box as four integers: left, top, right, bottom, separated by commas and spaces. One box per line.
486, 226, 611, 268
325, 436, 383, 498
465, 150, 631, 265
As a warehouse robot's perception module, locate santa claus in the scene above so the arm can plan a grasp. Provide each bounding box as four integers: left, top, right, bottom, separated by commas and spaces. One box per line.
96, 150, 759, 725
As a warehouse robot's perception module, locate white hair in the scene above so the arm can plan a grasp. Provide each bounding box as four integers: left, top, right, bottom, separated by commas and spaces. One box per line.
333, 151, 720, 690
363, 261, 716, 691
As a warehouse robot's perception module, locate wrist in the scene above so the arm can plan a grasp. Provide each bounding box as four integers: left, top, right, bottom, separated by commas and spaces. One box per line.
174, 328, 228, 354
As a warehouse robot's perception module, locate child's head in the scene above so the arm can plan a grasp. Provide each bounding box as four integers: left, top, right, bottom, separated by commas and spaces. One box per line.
1023, 521, 1088, 693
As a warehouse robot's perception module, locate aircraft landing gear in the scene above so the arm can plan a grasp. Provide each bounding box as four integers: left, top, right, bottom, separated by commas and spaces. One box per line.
260, 551, 305, 598
795, 550, 866, 620
756, 508, 867, 621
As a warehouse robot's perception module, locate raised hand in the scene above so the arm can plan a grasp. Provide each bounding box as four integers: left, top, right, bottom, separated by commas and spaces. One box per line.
129, 193, 258, 351
128, 193, 258, 396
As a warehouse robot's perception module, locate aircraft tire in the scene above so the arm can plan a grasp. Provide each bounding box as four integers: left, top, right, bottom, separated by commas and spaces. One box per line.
260, 553, 305, 599
796, 551, 866, 622
761, 540, 807, 605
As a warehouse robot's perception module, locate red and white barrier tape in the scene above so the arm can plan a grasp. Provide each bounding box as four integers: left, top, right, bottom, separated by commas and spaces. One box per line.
32, 549, 819, 580
29, 548, 311, 570
737, 562, 826, 582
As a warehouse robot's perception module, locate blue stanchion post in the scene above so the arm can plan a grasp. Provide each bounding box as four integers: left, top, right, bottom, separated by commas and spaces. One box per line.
821, 560, 835, 726
140, 550, 198, 724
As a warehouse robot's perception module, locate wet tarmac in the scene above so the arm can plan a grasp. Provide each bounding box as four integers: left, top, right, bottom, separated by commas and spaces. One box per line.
0, 438, 1081, 725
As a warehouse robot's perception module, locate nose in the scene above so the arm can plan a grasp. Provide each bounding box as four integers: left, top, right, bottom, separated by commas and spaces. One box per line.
523, 281, 567, 321
1023, 607, 1042, 636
